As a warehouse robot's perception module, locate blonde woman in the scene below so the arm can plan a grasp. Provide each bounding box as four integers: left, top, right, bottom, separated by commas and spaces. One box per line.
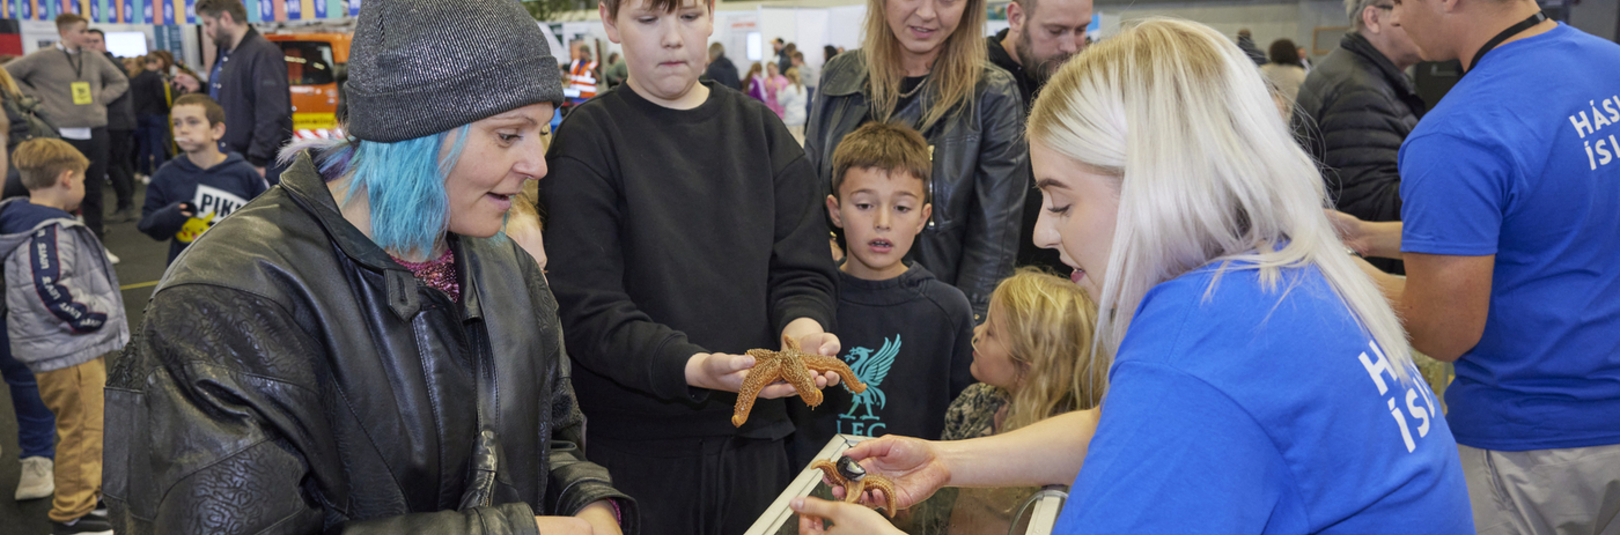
805, 0, 1028, 320
795, 19, 1473, 534
778, 68, 808, 144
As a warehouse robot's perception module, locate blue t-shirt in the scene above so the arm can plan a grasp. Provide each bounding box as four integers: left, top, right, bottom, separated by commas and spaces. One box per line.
208, 47, 227, 102
1398, 23, 1620, 451
1055, 264, 1472, 534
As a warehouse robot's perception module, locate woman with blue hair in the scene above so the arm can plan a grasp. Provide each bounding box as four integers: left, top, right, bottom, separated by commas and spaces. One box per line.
100, 1, 636, 534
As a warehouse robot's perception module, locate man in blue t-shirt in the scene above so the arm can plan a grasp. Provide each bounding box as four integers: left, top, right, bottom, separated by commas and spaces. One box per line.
1332, 0, 1620, 531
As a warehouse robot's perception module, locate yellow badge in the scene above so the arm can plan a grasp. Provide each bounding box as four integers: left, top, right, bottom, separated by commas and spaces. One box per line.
70, 82, 92, 105
176, 212, 217, 244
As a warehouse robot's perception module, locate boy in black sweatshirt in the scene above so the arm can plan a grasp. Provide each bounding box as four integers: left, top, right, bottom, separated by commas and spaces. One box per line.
540, 0, 839, 531
137, 94, 265, 265
790, 122, 976, 466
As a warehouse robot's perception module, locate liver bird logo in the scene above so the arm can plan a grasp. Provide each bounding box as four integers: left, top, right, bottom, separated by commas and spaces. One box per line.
843, 335, 900, 420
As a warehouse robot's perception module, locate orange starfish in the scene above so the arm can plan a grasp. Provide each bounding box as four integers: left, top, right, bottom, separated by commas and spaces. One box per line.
812, 457, 900, 518
731, 335, 867, 427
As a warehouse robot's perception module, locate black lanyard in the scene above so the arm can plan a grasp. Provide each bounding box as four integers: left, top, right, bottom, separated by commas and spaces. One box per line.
61, 47, 83, 80
1467, 11, 1548, 75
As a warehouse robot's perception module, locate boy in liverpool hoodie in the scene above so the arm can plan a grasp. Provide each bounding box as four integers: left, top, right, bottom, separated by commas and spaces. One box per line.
790, 122, 976, 465
137, 93, 265, 265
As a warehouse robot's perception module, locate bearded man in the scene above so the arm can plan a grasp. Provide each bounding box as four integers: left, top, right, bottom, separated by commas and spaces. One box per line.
987, 0, 1091, 271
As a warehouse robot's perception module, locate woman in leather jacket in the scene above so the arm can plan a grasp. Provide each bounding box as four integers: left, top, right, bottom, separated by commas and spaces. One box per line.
805, 0, 1029, 320
101, 1, 635, 534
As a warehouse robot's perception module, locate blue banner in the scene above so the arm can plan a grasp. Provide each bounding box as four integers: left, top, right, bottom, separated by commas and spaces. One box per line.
285, 0, 297, 19
350, 0, 359, 17
161, 0, 173, 24
21, 0, 31, 21
144, 0, 154, 23
183, 0, 192, 23
313, 0, 324, 18
122, 0, 132, 22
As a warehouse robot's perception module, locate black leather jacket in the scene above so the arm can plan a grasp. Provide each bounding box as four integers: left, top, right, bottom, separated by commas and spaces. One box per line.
1292, 32, 1425, 225
103, 153, 636, 535
806, 51, 1028, 319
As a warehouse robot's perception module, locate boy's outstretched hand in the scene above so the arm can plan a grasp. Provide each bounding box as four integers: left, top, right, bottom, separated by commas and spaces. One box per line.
686, 352, 834, 398
793, 497, 904, 535
784, 317, 843, 389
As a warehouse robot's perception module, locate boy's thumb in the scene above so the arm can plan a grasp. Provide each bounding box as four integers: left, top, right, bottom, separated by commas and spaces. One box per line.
728, 353, 757, 374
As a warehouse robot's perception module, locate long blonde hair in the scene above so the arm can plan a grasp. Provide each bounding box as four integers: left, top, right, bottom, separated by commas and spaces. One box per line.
862, 0, 987, 130
991, 268, 1107, 432
785, 67, 803, 91
1027, 19, 1415, 382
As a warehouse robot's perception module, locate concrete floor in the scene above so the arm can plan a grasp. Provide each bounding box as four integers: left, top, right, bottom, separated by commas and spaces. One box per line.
0, 184, 169, 534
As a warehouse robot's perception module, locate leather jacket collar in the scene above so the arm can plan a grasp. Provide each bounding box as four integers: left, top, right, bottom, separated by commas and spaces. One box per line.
278, 151, 484, 322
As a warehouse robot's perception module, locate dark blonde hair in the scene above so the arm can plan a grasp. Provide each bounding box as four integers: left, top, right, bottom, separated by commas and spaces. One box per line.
148, 49, 175, 71
14, 139, 88, 190
54, 14, 86, 32
830, 122, 932, 203
989, 268, 1107, 432
862, 0, 988, 130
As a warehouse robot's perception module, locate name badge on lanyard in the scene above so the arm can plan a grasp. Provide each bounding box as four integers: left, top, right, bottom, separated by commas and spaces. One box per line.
64, 49, 92, 105
71, 81, 92, 105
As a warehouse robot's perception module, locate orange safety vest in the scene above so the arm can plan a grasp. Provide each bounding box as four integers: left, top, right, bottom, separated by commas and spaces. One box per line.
567, 60, 599, 99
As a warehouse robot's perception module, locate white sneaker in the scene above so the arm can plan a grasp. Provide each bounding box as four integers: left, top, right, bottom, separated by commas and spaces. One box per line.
15, 455, 53, 500
104, 249, 120, 265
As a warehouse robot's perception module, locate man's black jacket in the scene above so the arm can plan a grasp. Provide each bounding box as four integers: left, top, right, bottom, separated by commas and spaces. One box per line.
212, 27, 292, 168
1293, 32, 1425, 224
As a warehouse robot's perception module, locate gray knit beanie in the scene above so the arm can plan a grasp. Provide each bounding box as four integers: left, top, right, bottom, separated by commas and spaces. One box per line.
344, 0, 565, 143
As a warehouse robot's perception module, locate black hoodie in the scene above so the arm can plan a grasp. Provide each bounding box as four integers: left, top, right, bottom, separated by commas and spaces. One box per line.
790, 263, 975, 465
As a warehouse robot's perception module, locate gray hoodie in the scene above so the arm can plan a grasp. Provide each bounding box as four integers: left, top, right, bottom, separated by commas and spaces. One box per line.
0, 198, 127, 372
4, 44, 129, 130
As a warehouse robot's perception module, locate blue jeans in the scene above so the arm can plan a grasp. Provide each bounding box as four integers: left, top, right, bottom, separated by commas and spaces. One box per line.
136, 114, 171, 176
0, 327, 55, 460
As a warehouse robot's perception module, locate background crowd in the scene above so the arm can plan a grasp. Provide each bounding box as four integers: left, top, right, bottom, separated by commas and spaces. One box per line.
0, 0, 1614, 533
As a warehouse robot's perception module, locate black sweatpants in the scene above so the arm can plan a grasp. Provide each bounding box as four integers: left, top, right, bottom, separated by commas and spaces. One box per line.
589, 435, 793, 535
107, 128, 136, 211
64, 128, 109, 239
